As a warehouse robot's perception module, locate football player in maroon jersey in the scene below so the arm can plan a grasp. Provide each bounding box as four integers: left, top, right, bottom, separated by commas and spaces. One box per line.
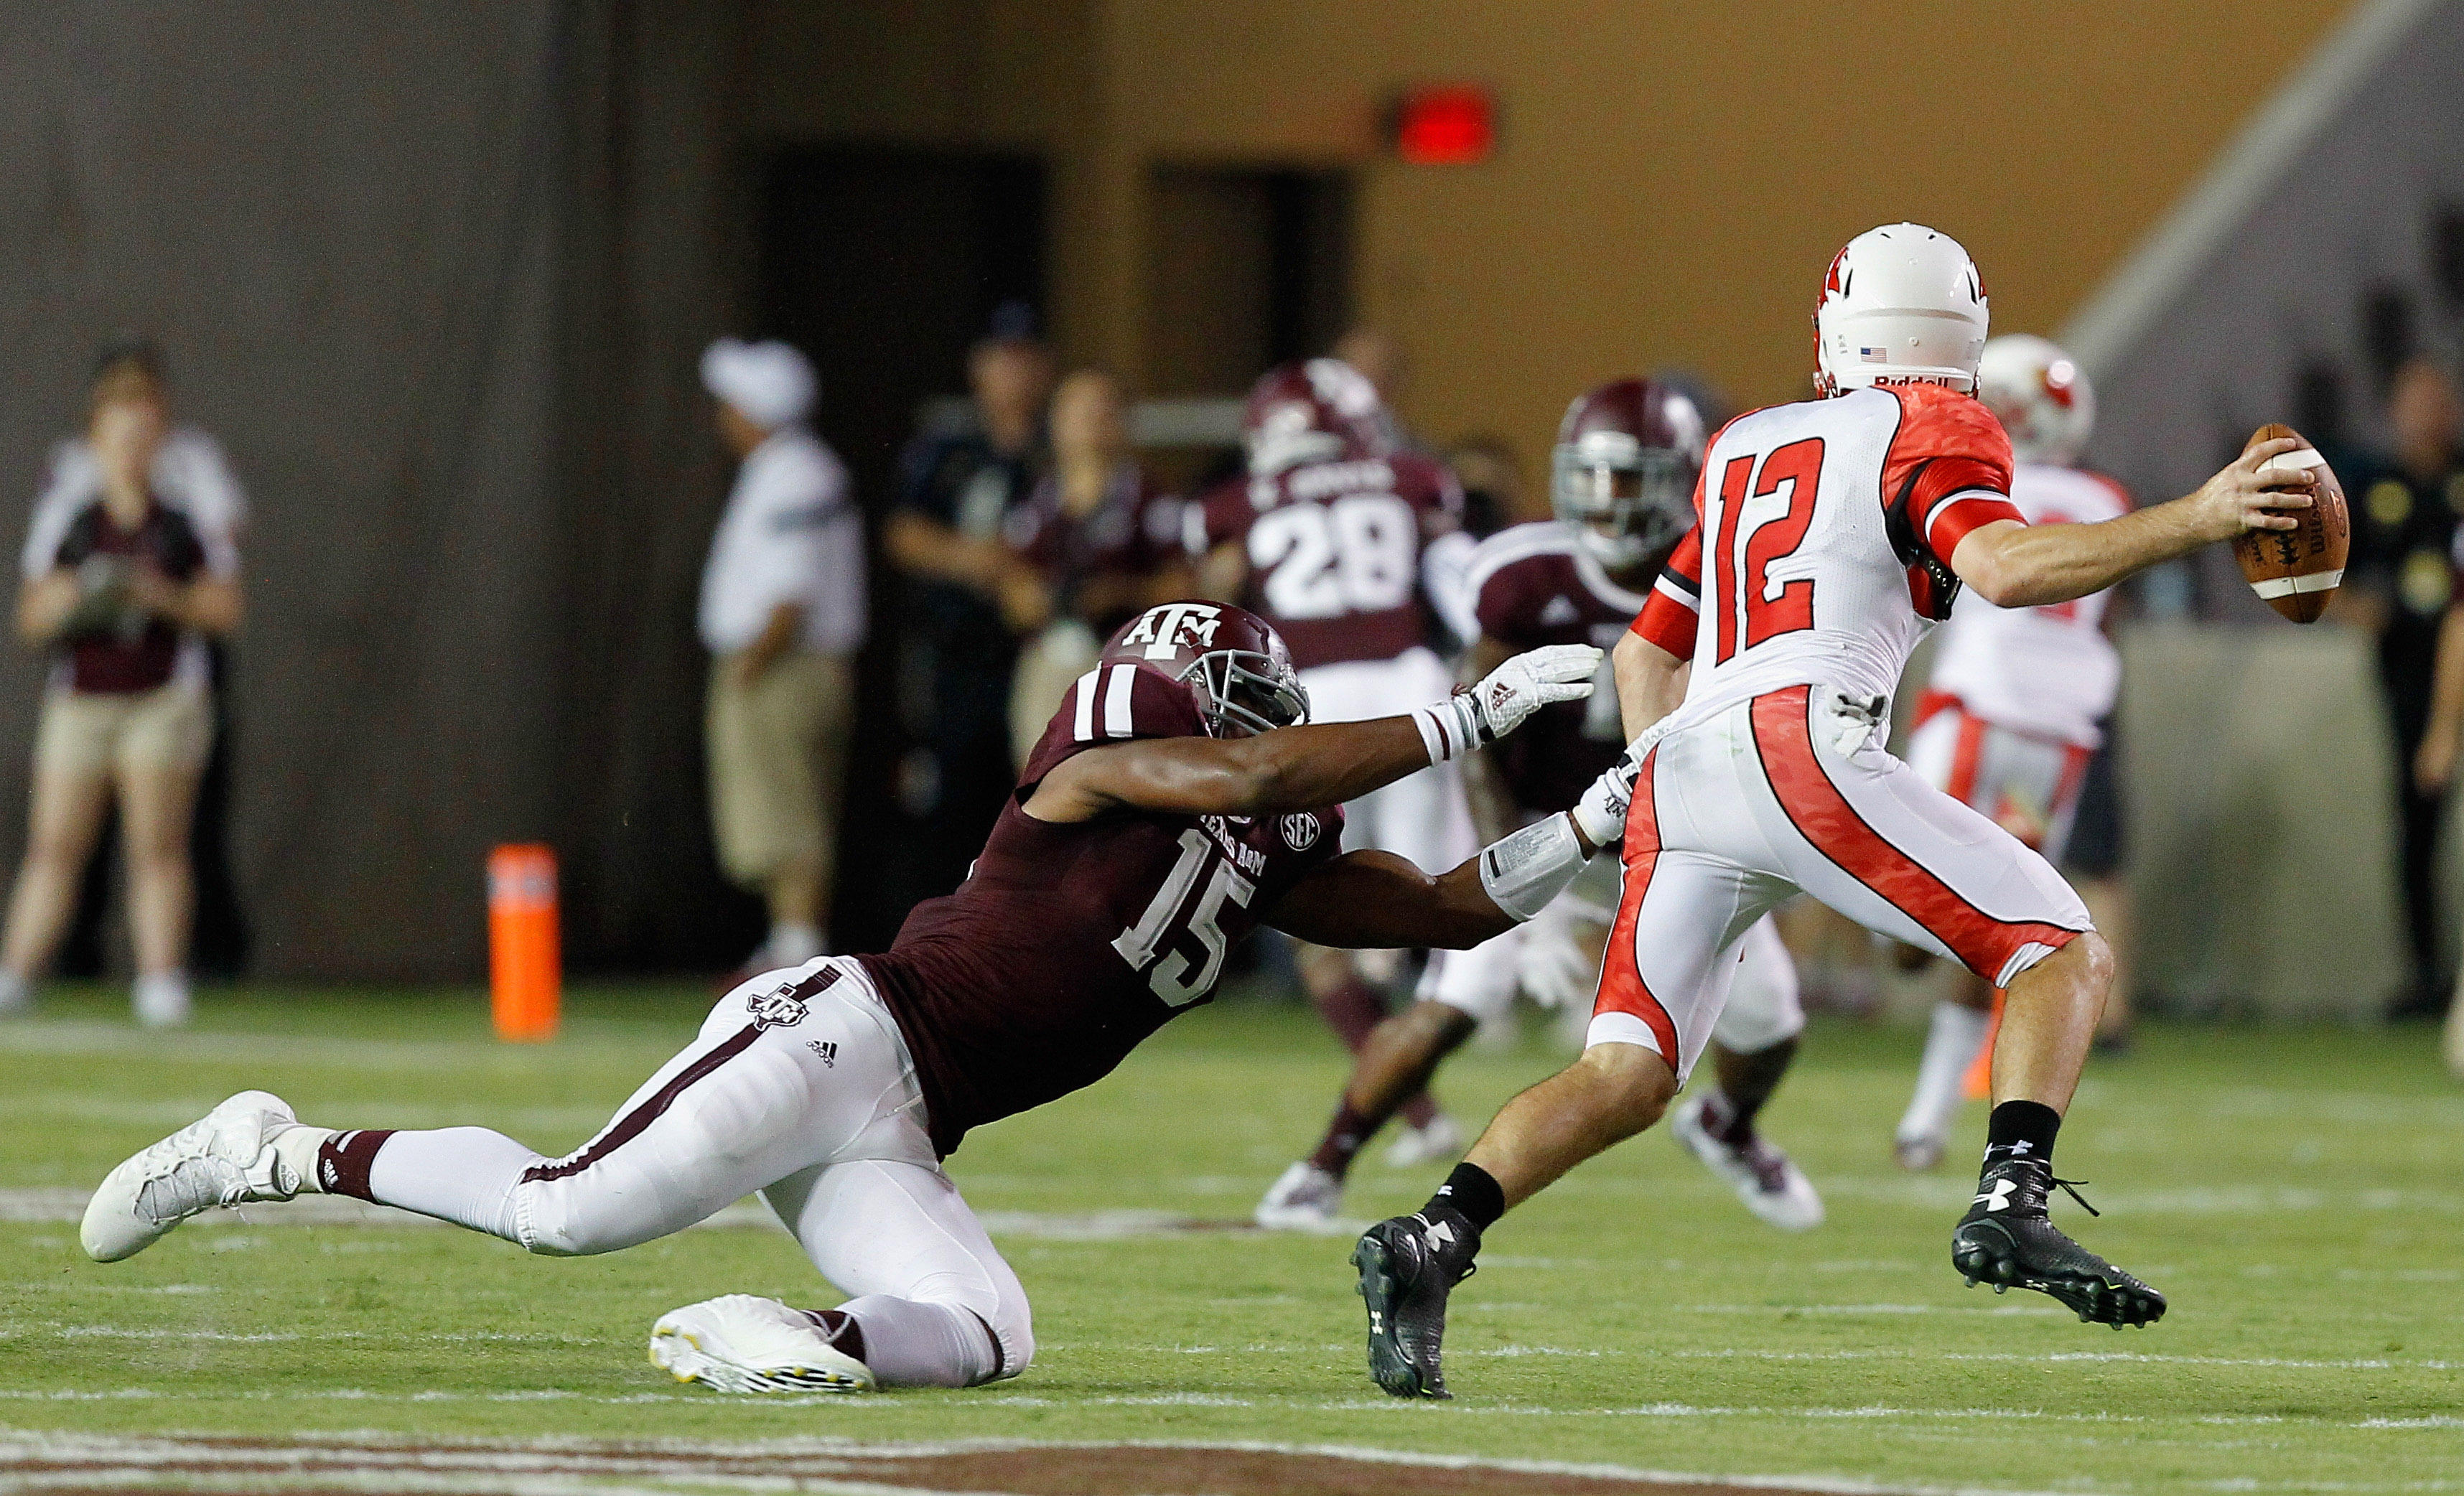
1257, 380, 1823, 1233
83, 602, 1636, 1397
1195, 357, 1483, 1169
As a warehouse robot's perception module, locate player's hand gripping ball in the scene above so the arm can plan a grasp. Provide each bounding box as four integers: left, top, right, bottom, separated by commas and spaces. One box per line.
1467, 643, 1602, 740
2231, 422, 2349, 623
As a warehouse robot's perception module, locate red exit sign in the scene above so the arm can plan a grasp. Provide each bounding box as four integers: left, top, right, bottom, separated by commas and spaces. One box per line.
1391, 85, 1495, 165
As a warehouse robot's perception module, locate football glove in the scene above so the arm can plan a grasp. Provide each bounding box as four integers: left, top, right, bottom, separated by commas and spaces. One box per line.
1411, 645, 1600, 763
1572, 744, 1643, 850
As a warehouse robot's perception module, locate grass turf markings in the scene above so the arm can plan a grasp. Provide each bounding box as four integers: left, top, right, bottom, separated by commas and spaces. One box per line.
3, 991, 2460, 1496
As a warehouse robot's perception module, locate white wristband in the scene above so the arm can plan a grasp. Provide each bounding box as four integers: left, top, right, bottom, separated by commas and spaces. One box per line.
1410, 696, 1483, 765
1475, 813, 1588, 922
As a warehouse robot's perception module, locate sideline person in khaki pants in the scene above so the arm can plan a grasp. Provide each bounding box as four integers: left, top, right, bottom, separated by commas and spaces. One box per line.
699, 339, 864, 974
0, 349, 243, 1027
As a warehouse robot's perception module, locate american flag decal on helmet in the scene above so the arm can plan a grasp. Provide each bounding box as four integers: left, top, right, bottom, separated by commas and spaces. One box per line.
1859, 346, 1890, 363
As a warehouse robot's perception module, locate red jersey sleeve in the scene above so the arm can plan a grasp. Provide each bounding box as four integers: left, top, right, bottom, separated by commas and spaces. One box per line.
1019, 663, 1208, 790
1882, 383, 2022, 562
1628, 524, 1702, 660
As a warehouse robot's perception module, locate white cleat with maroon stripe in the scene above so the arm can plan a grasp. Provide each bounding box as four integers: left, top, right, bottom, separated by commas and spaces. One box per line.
1670, 1094, 1824, 1232
650, 1295, 876, 1394
81, 1090, 304, 1262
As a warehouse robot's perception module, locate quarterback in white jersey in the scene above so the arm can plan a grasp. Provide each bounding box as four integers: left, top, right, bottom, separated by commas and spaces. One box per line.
1256, 379, 1821, 1236
1353, 223, 2323, 1401
1895, 335, 2132, 1169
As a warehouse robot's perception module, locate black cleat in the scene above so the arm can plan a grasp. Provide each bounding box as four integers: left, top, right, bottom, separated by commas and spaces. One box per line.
1952, 1158, 2165, 1328
1352, 1210, 1480, 1398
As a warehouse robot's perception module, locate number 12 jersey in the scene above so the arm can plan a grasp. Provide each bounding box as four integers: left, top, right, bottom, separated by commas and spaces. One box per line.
1632, 383, 2022, 729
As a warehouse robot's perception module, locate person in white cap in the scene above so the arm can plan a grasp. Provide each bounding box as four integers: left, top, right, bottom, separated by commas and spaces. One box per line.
698, 338, 864, 973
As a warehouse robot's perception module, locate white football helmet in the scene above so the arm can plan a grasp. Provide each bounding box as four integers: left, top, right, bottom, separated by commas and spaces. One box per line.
1977, 333, 2094, 466
1812, 223, 1989, 398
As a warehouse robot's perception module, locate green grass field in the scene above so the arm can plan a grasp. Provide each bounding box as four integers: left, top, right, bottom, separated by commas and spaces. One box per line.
3, 983, 2459, 1492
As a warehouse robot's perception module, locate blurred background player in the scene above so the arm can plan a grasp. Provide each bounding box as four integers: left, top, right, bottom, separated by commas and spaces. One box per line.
0, 345, 244, 1025
1257, 378, 1822, 1231
1001, 368, 1191, 765
1892, 334, 2130, 1169
699, 339, 864, 976
887, 312, 1056, 897
1195, 357, 1475, 1167
2350, 358, 2464, 1022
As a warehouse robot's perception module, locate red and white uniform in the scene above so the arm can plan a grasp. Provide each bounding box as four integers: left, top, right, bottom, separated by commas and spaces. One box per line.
1606, 385, 2091, 1077
1419, 521, 1802, 1052
1905, 464, 2130, 862
1196, 454, 1470, 872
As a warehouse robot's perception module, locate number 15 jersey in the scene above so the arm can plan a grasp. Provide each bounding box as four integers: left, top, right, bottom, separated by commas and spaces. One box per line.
1631, 383, 2022, 730
859, 663, 1343, 1157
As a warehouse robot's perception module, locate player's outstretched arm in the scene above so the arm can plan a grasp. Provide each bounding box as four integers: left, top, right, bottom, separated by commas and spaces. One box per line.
1266, 749, 1639, 950
1455, 635, 1523, 846
1025, 645, 1600, 823
1949, 436, 2314, 609
1267, 848, 1523, 950
1610, 632, 1688, 744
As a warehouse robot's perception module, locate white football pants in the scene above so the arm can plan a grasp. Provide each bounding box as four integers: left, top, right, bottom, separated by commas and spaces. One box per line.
1593, 685, 2091, 1082
1417, 851, 1805, 1055
1299, 648, 1476, 875
332, 958, 1032, 1386
1903, 701, 2094, 864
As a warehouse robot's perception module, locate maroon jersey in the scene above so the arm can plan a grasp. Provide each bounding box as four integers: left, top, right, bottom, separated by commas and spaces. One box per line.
1004, 465, 1182, 635
1194, 453, 1461, 669
861, 662, 1343, 1156
1465, 520, 1649, 812
48, 499, 209, 696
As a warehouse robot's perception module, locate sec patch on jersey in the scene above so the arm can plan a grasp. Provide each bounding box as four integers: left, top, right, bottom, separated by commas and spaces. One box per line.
2232, 422, 2350, 623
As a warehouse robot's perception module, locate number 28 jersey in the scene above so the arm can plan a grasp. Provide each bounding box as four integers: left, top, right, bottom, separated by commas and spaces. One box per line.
1194, 454, 1462, 669
859, 663, 1343, 1156
1630, 383, 2022, 730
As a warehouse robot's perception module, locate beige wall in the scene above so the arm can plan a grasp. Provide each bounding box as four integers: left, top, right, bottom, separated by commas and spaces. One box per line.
756, 0, 2357, 475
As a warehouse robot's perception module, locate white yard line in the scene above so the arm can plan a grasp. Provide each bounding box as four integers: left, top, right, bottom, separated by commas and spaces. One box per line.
0, 1389, 2449, 1435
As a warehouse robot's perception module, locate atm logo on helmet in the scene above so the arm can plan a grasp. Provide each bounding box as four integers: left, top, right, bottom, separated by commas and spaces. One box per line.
1119, 603, 1223, 660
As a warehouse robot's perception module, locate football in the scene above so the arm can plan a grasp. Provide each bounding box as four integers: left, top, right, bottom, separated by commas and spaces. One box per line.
2231, 421, 2349, 622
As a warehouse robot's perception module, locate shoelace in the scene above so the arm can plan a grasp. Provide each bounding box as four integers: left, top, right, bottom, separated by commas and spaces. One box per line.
2050, 1177, 2100, 1217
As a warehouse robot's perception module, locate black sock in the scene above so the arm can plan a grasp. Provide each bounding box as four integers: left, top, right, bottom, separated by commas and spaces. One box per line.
1425, 1161, 1504, 1230
1983, 1100, 2061, 1170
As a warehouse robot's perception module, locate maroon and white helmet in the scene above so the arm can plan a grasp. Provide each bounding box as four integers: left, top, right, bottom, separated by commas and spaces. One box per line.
1242, 358, 1391, 478
1551, 378, 1706, 571
1104, 601, 1309, 738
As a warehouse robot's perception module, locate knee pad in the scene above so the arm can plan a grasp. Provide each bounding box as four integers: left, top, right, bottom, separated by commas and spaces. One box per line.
514, 1179, 657, 1258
